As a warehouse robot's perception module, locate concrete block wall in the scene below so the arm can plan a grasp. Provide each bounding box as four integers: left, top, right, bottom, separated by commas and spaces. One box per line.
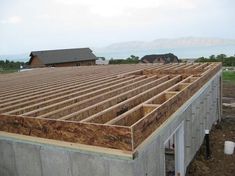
0, 72, 221, 176
0, 139, 138, 176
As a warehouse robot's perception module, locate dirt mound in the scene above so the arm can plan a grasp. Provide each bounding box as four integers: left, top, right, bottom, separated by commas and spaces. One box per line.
187, 160, 210, 175
187, 117, 235, 176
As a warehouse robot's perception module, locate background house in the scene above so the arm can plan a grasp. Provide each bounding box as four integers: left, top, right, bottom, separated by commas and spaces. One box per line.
96, 57, 109, 65
29, 48, 97, 67
140, 53, 179, 64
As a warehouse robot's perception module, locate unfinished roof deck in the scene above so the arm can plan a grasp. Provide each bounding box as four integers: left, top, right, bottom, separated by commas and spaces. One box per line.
0, 63, 221, 153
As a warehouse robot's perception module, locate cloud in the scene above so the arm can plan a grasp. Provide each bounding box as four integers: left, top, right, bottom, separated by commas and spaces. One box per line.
0, 16, 22, 24
53, 0, 197, 18
0, 0, 235, 55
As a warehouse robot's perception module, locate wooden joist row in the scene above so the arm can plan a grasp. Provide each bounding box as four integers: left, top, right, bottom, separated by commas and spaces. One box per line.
0, 64, 158, 95
0, 65, 157, 98
3, 76, 145, 115
0, 63, 222, 151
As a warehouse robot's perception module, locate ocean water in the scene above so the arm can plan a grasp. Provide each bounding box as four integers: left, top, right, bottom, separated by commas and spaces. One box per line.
94, 45, 235, 59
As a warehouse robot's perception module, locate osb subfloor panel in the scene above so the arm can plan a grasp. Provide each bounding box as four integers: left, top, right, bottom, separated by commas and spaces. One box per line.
0, 63, 221, 151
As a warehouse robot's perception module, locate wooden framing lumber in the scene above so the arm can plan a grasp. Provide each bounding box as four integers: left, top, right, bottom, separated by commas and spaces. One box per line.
0, 64, 158, 97
61, 76, 171, 121
0, 114, 132, 151
34, 76, 156, 119
81, 75, 182, 124
20, 76, 153, 117
1, 76, 143, 114
0, 63, 222, 152
0, 75, 134, 107
131, 63, 221, 148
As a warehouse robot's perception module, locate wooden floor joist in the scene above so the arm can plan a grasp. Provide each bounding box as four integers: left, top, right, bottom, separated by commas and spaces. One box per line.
34, 75, 154, 119
4, 76, 146, 115
0, 63, 222, 152
0, 76, 135, 108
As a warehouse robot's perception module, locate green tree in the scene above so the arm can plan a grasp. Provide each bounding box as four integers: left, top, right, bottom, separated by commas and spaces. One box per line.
216, 54, 226, 60
209, 55, 216, 60
195, 54, 235, 66
126, 55, 139, 63
0, 59, 25, 72
109, 55, 139, 64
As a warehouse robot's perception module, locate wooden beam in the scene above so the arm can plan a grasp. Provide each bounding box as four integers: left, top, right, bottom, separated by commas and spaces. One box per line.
0, 114, 133, 151
35, 76, 157, 119
131, 63, 221, 149
61, 76, 171, 121
28, 75, 154, 118
81, 75, 182, 124
1, 76, 141, 114
0, 75, 132, 106
0, 63, 222, 152
0, 64, 157, 97
106, 104, 159, 126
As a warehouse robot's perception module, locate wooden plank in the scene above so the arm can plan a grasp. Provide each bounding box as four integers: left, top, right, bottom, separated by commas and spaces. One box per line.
144, 64, 184, 75
106, 104, 159, 126
20, 76, 151, 117
0, 75, 133, 107
81, 76, 182, 124
61, 76, 171, 121
34, 76, 156, 119
131, 63, 221, 149
106, 81, 190, 126
142, 64, 174, 74
0, 64, 157, 97
1, 76, 142, 114
0, 69, 111, 97
0, 63, 222, 151
0, 114, 133, 151
0, 74, 117, 101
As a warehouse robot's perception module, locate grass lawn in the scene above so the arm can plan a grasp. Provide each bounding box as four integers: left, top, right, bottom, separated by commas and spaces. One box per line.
223, 70, 235, 83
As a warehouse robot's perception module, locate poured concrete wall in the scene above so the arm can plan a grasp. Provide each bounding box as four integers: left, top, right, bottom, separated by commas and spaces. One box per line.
0, 71, 221, 176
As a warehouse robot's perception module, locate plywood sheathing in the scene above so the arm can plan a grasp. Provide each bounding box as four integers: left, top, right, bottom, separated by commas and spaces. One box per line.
0, 63, 222, 151
0, 114, 133, 151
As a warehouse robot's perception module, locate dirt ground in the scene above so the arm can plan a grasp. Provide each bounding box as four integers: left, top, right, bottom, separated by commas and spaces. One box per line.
186, 82, 235, 176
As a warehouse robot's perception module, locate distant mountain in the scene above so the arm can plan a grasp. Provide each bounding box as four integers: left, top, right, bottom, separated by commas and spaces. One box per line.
1, 37, 235, 61
104, 37, 235, 50
93, 37, 235, 59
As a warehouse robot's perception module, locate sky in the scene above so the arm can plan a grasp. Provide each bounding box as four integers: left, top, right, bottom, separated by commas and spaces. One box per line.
0, 0, 235, 55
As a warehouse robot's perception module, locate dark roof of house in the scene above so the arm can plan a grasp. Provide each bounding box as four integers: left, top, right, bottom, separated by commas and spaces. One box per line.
141, 53, 179, 63
29, 48, 97, 65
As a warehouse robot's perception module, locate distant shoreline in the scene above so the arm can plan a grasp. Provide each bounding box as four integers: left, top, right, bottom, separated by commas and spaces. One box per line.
1, 45, 235, 62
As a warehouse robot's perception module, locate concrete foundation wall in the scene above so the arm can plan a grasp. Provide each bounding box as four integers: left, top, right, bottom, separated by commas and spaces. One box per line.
0, 71, 221, 176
